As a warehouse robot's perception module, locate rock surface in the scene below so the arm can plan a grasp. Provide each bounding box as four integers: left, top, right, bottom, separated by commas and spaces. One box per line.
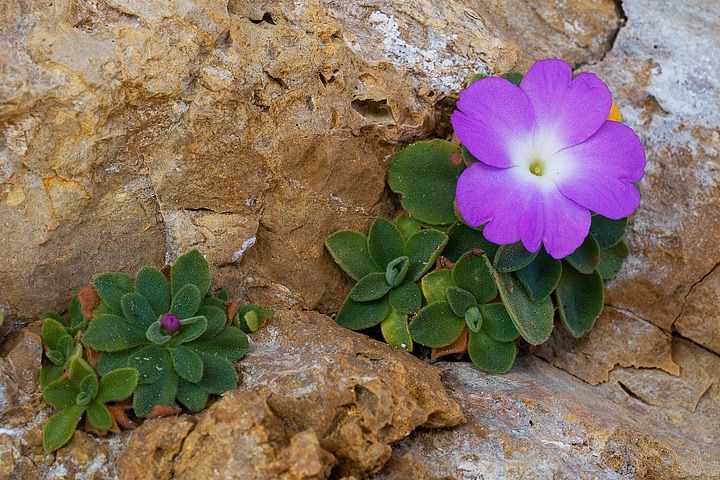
0, 0, 622, 327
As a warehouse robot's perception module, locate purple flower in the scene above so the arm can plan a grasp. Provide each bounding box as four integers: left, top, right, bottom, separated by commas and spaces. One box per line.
160, 314, 180, 335
452, 59, 645, 259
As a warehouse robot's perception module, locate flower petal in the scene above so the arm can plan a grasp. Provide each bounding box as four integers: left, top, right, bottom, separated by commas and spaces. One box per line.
520, 59, 612, 149
452, 77, 535, 168
553, 120, 646, 219
540, 191, 592, 259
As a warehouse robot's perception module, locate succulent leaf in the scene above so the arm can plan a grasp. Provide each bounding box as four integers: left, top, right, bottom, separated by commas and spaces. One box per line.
479, 303, 520, 342
385, 256, 410, 287
41, 318, 69, 351
589, 215, 627, 248
146, 321, 172, 345
168, 316, 207, 345
336, 295, 390, 330
446, 286, 477, 317
43, 379, 80, 409
96, 368, 139, 403
367, 218, 405, 269
82, 314, 146, 352
495, 271, 553, 345
388, 140, 465, 225
452, 252, 497, 304
39, 366, 64, 388
94, 273, 134, 314
393, 214, 422, 241
177, 378, 210, 412
186, 326, 249, 363
134, 365, 178, 418
96, 348, 140, 376
121, 292, 157, 329
556, 264, 604, 338
43, 405, 85, 452
196, 356, 239, 395
565, 234, 601, 274
464, 305, 482, 333
129, 345, 168, 385
325, 230, 380, 281
515, 248, 562, 302
197, 305, 227, 337
596, 239, 630, 279
233, 305, 273, 334
420, 269, 454, 305
350, 272, 392, 302
170, 284, 202, 320
494, 242, 538, 273
388, 281, 422, 314
467, 329, 516, 374
134, 267, 171, 316
443, 223, 499, 262
171, 249, 211, 297
86, 401, 112, 430
169, 346, 204, 383
380, 308, 413, 352
409, 301, 465, 348
404, 229, 448, 282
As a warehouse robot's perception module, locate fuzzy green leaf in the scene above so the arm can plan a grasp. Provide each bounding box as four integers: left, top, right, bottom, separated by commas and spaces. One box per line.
96, 348, 139, 376
446, 286, 477, 317
56, 335, 73, 359
97, 368, 139, 403
468, 329, 516, 374
82, 314, 146, 352
170, 284, 202, 320
388, 282, 422, 314
465, 305, 482, 333
405, 229, 448, 282
198, 305, 227, 337
169, 316, 207, 345
325, 230, 380, 281
129, 345, 168, 385
409, 301, 465, 348
197, 356, 239, 394
134, 267, 171, 317
367, 218, 405, 270
67, 296, 89, 333
479, 303, 520, 342
187, 326, 249, 363
385, 256, 409, 287
78, 373, 99, 399
94, 273, 134, 313
515, 248, 562, 302
350, 272, 392, 302
494, 242, 538, 273
443, 223, 499, 263
171, 249, 211, 297
40, 366, 65, 388
556, 264, 604, 338
177, 378, 209, 412
145, 321, 172, 345
495, 272, 553, 345
169, 346, 204, 383
121, 292, 157, 329
381, 308, 412, 352
86, 401, 112, 430
421, 269, 454, 305
45, 350, 66, 368
233, 305, 273, 334
134, 365, 178, 417
453, 252, 497, 304
597, 240, 630, 279
336, 295, 390, 330
589, 216, 627, 248
43, 405, 85, 452
393, 214, 422, 241
43, 379, 80, 409
565, 234, 601, 274
388, 140, 465, 225
41, 318, 68, 351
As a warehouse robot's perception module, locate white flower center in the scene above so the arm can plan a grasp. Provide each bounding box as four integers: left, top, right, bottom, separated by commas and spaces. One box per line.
509, 133, 570, 189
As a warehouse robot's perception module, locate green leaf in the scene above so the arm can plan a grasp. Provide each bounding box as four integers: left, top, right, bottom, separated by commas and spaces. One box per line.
82, 314, 146, 352
78, 372, 99, 399
393, 214, 422, 241
214, 289, 228, 301
409, 301, 465, 348
367, 218, 405, 270
198, 305, 227, 337
45, 350, 65, 367
515, 248, 562, 302
453, 252, 497, 304
129, 345, 168, 385
67, 296, 88, 334
480, 303, 520, 342
325, 230, 380, 281
86, 401, 112, 430
145, 321, 172, 345
41, 318, 69, 351
388, 140, 465, 225
169, 316, 208, 345
385, 256, 410, 287
388, 282, 422, 314
187, 326, 249, 363
43, 405, 86, 452
495, 271, 553, 345
56, 335, 73, 359
121, 292, 157, 329
404, 229, 448, 282
94, 273, 134, 313
40, 366, 65, 388
446, 286, 477, 317
465, 305, 482, 333
467, 330, 516, 374
381, 308, 412, 352
171, 249, 211, 297
466, 72, 523, 88
350, 272, 392, 302
96, 348, 139, 376
565, 234, 600, 274
494, 242, 538, 273
177, 378, 209, 412
169, 346, 204, 383
589, 216, 627, 248
556, 264, 604, 338
43, 379, 80, 409
196, 356, 238, 394
421, 269, 454, 305
233, 305, 272, 334
133, 365, 178, 417
134, 267, 171, 317
170, 284, 202, 320
336, 295, 390, 330
443, 223, 499, 263
42, 312, 65, 327
96, 368, 139, 403
597, 240, 630, 279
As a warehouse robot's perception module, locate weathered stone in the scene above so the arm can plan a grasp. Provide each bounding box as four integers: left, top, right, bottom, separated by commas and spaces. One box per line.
237, 309, 465, 477
371, 356, 720, 479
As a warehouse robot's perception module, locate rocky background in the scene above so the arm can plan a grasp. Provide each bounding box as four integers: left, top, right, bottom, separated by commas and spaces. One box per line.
1, 0, 719, 478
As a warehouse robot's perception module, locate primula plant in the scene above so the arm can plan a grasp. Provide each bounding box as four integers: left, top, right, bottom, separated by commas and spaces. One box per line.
38, 249, 272, 451
326, 59, 645, 374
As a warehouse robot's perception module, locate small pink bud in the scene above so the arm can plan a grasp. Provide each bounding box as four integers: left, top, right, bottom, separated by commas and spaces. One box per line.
160, 314, 180, 335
